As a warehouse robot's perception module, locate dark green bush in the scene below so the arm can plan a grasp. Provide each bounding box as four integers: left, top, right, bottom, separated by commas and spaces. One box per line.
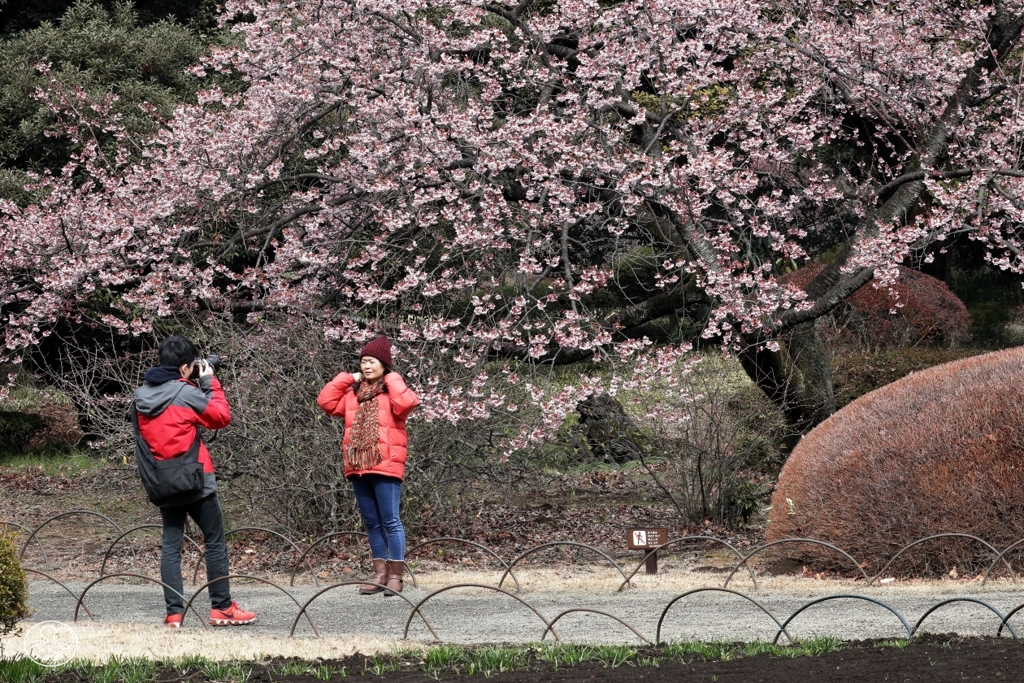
830, 346, 979, 409
0, 411, 43, 452
0, 532, 30, 637
967, 301, 1012, 346
723, 477, 771, 528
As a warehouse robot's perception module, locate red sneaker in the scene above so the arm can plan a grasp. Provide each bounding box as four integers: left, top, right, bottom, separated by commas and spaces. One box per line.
209, 601, 257, 626
164, 613, 182, 628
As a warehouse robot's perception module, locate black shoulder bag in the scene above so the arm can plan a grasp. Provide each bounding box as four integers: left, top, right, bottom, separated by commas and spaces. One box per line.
131, 401, 205, 507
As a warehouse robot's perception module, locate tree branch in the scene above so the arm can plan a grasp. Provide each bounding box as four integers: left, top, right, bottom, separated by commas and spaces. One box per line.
776, 266, 874, 332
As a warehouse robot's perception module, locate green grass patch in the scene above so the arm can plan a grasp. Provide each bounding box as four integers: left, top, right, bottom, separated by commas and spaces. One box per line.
0, 637, 892, 682
665, 636, 844, 662
877, 638, 912, 650
464, 646, 530, 676
534, 643, 595, 670
171, 654, 210, 677
76, 657, 158, 683
198, 659, 252, 682
0, 656, 48, 683
0, 448, 103, 477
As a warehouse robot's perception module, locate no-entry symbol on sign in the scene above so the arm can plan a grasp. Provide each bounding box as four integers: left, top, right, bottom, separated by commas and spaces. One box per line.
627, 528, 667, 549
627, 527, 668, 575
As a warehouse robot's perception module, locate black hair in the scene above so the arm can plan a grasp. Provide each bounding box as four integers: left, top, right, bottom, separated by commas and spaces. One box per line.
159, 335, 198, 368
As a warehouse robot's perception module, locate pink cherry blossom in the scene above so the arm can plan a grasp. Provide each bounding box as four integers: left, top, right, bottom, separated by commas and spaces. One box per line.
2, 0, 1023, 442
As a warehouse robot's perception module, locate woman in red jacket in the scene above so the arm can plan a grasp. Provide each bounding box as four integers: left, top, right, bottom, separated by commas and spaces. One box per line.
317, 335, 420, 594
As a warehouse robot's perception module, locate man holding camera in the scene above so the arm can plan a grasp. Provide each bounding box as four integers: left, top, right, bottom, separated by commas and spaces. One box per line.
133, 335, 256, 628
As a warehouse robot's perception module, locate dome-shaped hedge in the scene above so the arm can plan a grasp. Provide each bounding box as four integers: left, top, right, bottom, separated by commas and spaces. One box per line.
783, 263, 970, 347
767, 346, 1024, 575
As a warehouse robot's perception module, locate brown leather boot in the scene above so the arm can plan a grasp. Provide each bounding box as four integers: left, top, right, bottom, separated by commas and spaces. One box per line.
359, 558, 387, 595
384, 560, 404, 596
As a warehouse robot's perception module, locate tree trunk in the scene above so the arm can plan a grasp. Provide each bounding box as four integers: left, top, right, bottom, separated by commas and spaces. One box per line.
740, 321, 836, 446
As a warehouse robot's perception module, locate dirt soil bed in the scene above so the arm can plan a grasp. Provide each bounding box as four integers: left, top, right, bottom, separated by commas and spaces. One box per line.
29, 637, 1024, 683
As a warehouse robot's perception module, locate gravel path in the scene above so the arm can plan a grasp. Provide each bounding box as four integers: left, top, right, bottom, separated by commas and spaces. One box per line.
22, 578, 1024, 645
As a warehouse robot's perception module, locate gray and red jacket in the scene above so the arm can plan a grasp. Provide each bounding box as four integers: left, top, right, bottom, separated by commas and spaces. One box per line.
133, 366, 231, 505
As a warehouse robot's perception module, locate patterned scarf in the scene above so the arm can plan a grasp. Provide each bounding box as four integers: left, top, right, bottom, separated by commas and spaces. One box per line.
345, 379, 386, 471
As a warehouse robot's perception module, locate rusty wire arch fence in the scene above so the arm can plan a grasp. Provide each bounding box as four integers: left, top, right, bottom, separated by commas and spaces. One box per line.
6, 510, 1024, 645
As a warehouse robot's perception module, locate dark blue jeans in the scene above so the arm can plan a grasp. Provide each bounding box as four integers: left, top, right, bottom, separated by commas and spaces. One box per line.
350, 474, 405, 561
160, 493, 232, 614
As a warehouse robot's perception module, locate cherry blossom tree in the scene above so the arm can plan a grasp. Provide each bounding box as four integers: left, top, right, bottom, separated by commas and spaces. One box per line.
3, 0, 1024, 436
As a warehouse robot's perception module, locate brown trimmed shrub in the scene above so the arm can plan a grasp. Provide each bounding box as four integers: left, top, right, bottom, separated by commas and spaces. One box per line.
785, 264, 970, 347
767, 346, 1024, 576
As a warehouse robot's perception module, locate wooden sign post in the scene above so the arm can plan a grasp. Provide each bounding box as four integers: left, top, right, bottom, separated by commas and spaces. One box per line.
627, 528, 668, 574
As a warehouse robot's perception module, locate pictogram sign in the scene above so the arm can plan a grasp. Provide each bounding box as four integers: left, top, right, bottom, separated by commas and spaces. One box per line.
627, 528, 667, 549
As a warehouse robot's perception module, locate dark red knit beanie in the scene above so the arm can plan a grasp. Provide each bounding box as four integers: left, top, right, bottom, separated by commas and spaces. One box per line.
359, 335, 393, 370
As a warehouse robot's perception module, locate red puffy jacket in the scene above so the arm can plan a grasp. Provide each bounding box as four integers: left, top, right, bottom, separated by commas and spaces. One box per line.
317, 372, 420, 480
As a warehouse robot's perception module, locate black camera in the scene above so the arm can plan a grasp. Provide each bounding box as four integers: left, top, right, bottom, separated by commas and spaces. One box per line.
189, 354, 221, 380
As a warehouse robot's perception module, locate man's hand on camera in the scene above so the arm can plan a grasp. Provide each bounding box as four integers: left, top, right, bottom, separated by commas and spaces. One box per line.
198, 360, 214, 378
352, 372, 363, 383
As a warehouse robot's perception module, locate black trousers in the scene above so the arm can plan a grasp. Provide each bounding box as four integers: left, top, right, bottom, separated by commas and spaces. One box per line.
159, 493, 232, 614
